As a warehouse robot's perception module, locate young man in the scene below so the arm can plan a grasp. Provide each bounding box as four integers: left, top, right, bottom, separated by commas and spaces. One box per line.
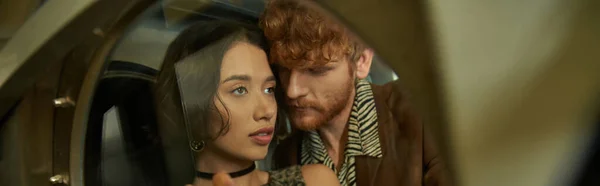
208, 0, 451, 185
259, 0, 451, 186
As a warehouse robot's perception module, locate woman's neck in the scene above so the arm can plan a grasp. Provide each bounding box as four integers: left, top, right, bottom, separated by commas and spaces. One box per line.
194, 148, 266, 185
196, 149, 253, 173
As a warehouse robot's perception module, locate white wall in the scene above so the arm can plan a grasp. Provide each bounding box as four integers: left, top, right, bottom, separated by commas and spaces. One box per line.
428, 0, 600, 186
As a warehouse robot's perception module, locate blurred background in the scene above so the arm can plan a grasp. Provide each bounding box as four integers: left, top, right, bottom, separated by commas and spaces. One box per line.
0, 0, 599, 186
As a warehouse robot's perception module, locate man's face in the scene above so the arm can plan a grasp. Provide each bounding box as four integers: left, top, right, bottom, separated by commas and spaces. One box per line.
278, 59, 356, 131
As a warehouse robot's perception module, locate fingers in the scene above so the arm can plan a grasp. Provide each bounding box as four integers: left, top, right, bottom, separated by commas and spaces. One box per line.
213, 172, 234, 186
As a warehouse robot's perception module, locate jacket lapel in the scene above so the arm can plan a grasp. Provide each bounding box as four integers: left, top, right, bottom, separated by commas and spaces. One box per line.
354, 84, 392, 186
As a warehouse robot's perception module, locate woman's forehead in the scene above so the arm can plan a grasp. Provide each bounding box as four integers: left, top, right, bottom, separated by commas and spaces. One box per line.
220, 42, 272, 81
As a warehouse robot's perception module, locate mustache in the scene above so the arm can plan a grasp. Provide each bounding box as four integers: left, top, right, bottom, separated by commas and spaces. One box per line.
286, 98, 320, 109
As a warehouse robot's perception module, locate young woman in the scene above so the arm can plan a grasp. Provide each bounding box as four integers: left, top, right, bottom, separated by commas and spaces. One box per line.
154, 20, 340, 186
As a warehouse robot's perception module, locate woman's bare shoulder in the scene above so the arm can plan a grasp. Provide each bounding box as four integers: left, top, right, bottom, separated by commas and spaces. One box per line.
301, 164, 341, 186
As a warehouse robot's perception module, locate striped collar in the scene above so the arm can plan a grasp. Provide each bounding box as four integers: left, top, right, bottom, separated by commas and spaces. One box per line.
300, 79, 382, 185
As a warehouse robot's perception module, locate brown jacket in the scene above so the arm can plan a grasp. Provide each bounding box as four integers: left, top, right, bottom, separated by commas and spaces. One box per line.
272, 81, 451, 186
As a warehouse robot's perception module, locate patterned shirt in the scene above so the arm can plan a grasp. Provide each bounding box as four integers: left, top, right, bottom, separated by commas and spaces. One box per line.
300, 79, 382, 186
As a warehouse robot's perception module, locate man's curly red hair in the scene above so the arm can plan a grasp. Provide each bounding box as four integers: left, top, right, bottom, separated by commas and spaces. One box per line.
259, 0, 364, 69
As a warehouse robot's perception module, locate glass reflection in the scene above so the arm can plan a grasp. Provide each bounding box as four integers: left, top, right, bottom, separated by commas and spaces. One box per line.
89, 0, 410, 186
101, 107, 133, 186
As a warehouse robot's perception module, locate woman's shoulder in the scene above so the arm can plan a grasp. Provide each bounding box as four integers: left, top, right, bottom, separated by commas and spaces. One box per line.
300, 164, 340, 186
265, 164, 339, 186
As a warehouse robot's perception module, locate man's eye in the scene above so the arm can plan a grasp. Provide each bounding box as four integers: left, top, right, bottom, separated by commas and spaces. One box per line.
232, 87, 248, 95
308, 67, 329, 75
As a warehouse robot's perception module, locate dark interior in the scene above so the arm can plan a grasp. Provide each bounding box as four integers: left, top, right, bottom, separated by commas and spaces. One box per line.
85, 61, 165, 186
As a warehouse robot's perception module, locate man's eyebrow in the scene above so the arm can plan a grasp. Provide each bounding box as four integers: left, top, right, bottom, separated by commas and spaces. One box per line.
266, 76, 276, 82
222, 75, 251, 83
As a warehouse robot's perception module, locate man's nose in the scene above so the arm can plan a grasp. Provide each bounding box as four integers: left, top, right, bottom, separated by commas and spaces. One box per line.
285, 70, 309, 99
253, 94, 276, 122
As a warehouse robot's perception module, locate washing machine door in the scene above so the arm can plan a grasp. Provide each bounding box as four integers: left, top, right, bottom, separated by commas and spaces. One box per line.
1, 0, 600, 186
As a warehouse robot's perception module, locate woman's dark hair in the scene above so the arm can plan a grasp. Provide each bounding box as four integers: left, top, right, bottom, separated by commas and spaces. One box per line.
154, 20, 274, 147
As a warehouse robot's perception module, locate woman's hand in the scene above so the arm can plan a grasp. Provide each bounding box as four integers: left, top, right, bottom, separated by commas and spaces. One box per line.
185, 172, 234, 186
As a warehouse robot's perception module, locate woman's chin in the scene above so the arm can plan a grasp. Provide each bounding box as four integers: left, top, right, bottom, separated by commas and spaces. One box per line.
247, 147, 269, 161
230, 146, 269, 162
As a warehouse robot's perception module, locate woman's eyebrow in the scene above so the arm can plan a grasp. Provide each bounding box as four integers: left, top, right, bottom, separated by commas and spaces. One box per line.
222, 74, 250, 83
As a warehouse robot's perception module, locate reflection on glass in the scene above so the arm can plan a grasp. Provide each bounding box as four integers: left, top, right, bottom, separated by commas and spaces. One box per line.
101, 107, 133, 186
91, 0, 405, 186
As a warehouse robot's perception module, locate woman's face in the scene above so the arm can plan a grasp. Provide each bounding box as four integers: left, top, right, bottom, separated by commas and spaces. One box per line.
208, 41, 277, 161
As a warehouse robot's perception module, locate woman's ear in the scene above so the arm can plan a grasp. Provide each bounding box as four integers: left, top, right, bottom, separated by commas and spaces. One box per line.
355, 49, 374, 79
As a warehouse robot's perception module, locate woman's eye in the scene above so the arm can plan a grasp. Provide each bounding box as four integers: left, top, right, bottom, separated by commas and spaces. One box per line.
264, 87, 275, 94
232, 87, 248, 95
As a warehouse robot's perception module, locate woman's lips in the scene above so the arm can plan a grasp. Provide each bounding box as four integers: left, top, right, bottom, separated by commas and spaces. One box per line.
249, 126, 274, 146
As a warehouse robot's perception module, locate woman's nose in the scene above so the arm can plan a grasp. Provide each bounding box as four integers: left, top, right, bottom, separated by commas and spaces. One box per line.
253, 94, 276, 122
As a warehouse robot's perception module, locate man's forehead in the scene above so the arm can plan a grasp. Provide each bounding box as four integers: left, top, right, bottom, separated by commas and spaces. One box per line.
276, 60, 339, 70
